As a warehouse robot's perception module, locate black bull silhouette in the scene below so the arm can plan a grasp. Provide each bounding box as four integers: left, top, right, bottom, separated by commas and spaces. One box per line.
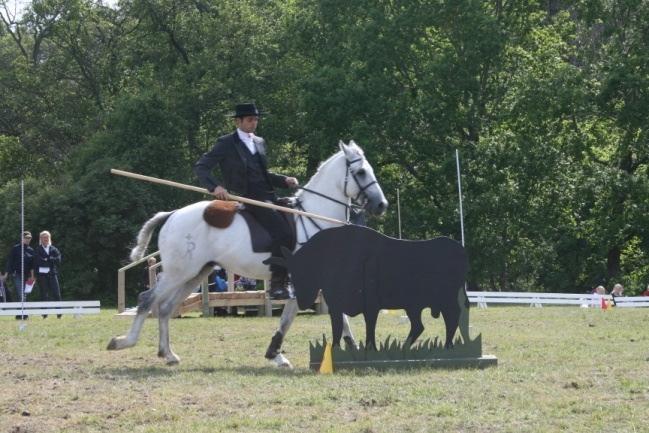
267, 225, 470, 349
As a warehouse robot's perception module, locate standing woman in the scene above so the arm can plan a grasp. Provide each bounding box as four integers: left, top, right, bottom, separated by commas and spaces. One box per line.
34, 231, 62, 318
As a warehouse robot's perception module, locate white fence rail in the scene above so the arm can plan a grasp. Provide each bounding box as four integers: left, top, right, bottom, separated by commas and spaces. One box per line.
0, 301, 100, 316
466, 291, 649, 308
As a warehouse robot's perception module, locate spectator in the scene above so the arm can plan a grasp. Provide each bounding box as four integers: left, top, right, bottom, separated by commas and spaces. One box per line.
588, 285, 607, 308
610, 283, 624, 307
142, 257, 160, 290
0, 275, 6, 302
2, 231, 36, 310
213, 267, 228, 292
593, 285, 606, 295
33, 231, 62, 318
642, 285, 649, 297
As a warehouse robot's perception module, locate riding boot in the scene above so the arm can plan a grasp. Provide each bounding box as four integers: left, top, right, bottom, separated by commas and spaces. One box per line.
269, 267, 291, 300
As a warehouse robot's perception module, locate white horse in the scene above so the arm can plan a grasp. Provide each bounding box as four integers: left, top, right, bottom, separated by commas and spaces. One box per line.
107, 141, 388, 367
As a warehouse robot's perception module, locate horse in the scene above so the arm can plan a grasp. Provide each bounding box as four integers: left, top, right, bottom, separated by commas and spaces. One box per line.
107, 140, 388, 368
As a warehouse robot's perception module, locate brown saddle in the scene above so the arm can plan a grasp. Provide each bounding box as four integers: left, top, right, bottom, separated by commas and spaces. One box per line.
203, 200, 297, 253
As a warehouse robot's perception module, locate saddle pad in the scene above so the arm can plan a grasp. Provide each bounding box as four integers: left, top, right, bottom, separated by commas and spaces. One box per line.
240, 209, 297, 253
203, 200, 239, 228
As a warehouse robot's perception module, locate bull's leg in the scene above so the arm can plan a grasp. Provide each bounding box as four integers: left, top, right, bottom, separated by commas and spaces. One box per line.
265, 298, 299, 368
158, 265, 214, 365
363, 309, 379, 350
440, 304, 461, 349
405, 308, 424, 346
107, 284, 160, 351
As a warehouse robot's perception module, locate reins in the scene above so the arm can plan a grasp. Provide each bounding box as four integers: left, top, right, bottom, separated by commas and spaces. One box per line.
293, 156, 375, 244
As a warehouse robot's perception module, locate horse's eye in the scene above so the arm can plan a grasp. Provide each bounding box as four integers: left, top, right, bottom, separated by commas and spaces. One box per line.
356, 169, 366, 176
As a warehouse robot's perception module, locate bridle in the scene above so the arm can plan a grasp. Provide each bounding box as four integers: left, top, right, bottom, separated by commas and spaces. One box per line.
294, 155, 376, 243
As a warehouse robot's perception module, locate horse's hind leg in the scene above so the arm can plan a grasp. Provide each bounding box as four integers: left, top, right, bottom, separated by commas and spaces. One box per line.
157, 264, 214, 365
107, 286, 159, 351
265, 299, 299, 368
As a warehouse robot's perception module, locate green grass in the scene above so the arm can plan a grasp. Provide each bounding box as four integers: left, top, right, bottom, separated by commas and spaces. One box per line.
1, 307, 648, 432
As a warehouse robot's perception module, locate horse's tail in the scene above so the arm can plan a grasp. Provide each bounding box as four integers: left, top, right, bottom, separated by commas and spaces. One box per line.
130, 211, 175, 262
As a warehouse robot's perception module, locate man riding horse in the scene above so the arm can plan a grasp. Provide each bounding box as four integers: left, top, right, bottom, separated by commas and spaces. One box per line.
194, 103, 298, 300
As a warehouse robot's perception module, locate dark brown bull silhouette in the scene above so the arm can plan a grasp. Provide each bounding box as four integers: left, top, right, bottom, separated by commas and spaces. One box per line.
268, 224, 469, 349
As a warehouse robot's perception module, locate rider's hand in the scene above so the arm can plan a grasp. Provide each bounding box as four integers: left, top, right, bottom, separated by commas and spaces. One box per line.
212, 186, 229, 200
285, 177, 299, 189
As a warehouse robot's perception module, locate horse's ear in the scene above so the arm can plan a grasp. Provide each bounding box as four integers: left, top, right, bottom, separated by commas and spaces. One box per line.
339, 140, 351, 157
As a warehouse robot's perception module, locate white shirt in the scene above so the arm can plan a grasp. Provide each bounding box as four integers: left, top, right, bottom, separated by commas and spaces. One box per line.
43, 245, 50, 255
237, 128, 257, 155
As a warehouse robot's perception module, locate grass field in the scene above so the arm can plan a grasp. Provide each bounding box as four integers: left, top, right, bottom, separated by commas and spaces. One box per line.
1, 306, 648, 433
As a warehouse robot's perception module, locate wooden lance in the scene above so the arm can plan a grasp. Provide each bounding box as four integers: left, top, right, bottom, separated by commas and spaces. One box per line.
110, 168, 347, 225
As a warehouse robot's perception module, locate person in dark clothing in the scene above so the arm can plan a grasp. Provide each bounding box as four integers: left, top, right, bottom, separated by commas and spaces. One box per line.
33, 231, 62, 318
1, 231, 35, 305
194, 103, 298, 300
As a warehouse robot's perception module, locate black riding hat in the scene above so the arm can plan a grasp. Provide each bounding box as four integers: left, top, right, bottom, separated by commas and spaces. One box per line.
231, 103, 263, 118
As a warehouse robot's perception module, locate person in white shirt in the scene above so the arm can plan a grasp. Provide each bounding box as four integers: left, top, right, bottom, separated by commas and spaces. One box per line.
34, 231, 62, 318
193, 103, 298, 300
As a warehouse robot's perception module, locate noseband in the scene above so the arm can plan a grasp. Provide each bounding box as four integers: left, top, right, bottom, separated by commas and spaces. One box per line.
344, 157, 378, 206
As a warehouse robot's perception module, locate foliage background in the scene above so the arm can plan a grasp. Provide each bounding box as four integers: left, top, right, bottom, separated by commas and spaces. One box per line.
1, 0, 648, 302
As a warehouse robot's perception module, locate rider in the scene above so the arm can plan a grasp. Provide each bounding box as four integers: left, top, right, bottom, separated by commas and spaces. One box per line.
194, 102, 298, 300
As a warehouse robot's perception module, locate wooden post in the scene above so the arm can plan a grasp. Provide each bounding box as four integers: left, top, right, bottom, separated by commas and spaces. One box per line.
117, 270, 125, 313
201, 275, 210, 317
264, 279, 272, 317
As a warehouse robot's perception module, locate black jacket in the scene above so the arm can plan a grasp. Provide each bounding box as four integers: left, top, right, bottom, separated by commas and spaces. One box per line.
33, 244, 62, 275
4, 243, 35, 277
193, 131, 287, 196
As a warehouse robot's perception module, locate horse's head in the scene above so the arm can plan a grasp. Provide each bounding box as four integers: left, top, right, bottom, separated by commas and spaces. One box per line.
339, 140, 388, 216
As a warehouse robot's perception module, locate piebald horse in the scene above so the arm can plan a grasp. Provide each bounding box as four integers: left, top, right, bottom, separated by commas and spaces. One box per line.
107, 141, 388, 367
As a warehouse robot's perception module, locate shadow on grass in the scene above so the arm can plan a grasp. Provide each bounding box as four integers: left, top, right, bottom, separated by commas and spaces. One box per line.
95, 365, 316, 378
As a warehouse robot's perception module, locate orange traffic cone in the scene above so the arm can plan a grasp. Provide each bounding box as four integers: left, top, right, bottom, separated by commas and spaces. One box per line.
319, 343, 334, 374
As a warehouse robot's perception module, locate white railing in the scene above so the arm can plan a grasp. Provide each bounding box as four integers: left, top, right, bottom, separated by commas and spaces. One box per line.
0, 300, 100, 316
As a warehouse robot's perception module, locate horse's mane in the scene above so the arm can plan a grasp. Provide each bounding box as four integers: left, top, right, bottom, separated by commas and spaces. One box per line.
297, 142, 364, 197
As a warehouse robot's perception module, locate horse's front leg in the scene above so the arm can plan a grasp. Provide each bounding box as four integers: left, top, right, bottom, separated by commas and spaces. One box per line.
265, 298, 299, 368
330, 310, 345, 347
341, 314, 358, 349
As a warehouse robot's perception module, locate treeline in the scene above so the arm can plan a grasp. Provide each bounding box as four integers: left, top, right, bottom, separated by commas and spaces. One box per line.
1, 0, 648, 302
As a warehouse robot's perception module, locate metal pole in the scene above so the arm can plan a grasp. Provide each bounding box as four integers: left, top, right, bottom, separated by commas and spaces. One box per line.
455, 149, 465, 247
19, 180, 26, 330
396, 188, 402, 239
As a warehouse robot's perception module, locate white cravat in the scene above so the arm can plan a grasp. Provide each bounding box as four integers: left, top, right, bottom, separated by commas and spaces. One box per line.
237, 128, 257, 154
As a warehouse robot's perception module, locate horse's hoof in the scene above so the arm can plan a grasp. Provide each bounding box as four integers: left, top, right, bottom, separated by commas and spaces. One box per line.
107, 336, 124, 350
270, 353, 293, 369
159, 351, 180, 365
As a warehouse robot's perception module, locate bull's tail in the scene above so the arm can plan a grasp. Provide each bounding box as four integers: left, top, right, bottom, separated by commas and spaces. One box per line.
130, 211, 175, 262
